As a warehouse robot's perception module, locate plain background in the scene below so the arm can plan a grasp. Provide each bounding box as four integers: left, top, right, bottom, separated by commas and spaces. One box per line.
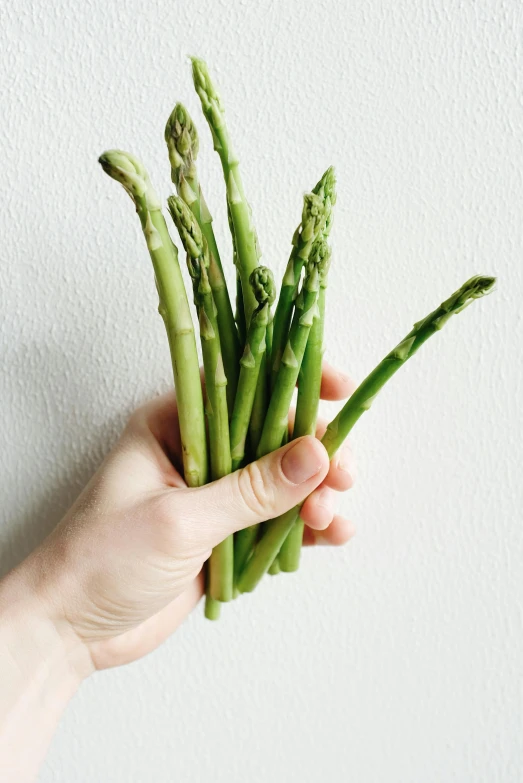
1, 1, 522, 781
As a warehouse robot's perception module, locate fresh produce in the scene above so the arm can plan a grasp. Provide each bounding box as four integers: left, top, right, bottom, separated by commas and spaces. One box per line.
165, 104, 240, 413
99, 58, 495, 620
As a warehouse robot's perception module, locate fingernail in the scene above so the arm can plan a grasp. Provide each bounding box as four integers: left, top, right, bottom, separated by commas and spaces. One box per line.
281, 440, 323, 484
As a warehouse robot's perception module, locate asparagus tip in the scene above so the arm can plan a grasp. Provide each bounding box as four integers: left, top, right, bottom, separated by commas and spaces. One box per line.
98, 149, 159, 210
443, 275, 496, 314
164, 103, 199, 180
250, 265, 276, 306
167, 194, 205, 266
312, 165, 337, 205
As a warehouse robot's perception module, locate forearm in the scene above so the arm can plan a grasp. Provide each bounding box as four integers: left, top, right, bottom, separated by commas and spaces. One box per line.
0, 562, 91, 782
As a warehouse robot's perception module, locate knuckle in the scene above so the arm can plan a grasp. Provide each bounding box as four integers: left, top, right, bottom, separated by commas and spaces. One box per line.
237, 461, 274, 518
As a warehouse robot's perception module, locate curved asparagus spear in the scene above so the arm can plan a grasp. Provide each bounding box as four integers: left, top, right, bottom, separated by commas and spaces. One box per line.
168, 195, 233, 604
98, 150, 208, 489
279, 248, 330, 572
238, 275, 496, 593
257, 240, 331, 458
165, 104, 240, 411
191, 57, 260, 322
270, 169, 335, 388
231, 267, 275, 584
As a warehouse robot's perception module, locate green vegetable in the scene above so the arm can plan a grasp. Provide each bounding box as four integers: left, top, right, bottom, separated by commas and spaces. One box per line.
279, 242, 331, 572
238, 275, 496, 593
98, 150, 208, 489
230, 267, 276, 471
165, 104, 240, 412
270, 169, 335, 389
167, 195, 233, 605
191, 57, 260, 322
257, 239, 331, 458
230, 266, 275, 584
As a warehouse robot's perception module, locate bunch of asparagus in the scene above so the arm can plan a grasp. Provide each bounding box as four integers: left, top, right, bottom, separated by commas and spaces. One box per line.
99, 58, 495, 620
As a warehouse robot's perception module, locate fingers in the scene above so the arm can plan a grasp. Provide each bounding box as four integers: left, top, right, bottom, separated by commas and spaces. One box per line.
300, 485, 339, 530
313, 415, 355, 491
319, 360, 357, 401
303, 515, 356, 546
127, 390, 183, 470
173, 436, 330, 546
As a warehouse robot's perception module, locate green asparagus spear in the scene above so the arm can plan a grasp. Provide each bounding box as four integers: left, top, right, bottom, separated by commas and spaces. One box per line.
191, 57, 260, 322
235, 270, 247, 347
312, 165, 337, 239
270, 169, 335, 388
230, 267, 276, 471
167, 195, 233, 604
98, 150, 208, 489
165, 104, 240, 412
231, 267, 275, 584
257, 240, 331, 459
279, 248, 331, 571
238, 275, 496, 593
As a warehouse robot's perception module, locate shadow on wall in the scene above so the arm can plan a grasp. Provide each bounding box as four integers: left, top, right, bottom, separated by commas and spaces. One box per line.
0, 338, 136, 580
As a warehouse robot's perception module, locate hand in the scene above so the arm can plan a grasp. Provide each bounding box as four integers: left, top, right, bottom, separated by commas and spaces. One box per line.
10, 363, 356, 675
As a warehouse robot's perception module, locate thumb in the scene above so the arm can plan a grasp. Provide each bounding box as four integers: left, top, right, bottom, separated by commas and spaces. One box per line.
175, 436, 329, 547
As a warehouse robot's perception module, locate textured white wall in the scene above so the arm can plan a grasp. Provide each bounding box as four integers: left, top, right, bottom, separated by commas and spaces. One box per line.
1, 1, 522, 781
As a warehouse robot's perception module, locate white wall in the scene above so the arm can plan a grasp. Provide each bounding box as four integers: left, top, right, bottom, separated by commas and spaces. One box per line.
1, 1, 522, 781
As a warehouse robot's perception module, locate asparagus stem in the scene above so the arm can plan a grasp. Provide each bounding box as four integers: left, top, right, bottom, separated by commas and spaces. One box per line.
268, 558, 281, 575
270, 169, 336, 389
165, 104, 240, 412
168, 195, 233, 603
257, 240, 331, 458
235, 269, 247, 347
279, 274, 329, 572
191, 57, 260, 322
230, 267, 275, 471
204, 592, 221, 621
99, 150, 208, 489
230, 267, 275, 584
238, 275, 496, 593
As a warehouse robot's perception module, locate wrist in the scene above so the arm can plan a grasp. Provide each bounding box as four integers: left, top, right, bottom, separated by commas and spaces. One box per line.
0, 555, 94, 686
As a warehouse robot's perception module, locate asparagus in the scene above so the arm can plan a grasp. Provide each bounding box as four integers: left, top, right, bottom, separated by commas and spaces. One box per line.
279, 247, 330, 572
165, 104, 240, 411
270, 169, 335, 389
230, 267, 276, 471
98, 150, 208, 489
167, 195, 233, 604
191, 57, 260, 322
238, 275, 496, 593
235, 270, 247, 347
257, 240, 331, 458
230, 267, 275, 584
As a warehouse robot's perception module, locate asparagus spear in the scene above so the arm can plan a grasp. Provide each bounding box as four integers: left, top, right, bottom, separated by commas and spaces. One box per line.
98, 150, 208, 489
279, 246, 331, 572
230, 267, 275, 584
270, 169, 335, 389
238, 275, 496, 593
167, 195, 234, 604
165, 104, 240, 412
257, 239, 331, 459
191, 57, 260, 322
230, 266, 276, 471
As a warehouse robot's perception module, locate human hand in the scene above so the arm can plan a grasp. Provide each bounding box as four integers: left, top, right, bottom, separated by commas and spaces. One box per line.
10, 363, 356, 676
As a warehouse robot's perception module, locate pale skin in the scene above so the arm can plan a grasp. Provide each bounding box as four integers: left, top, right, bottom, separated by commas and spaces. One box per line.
0, 363, 356, 782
